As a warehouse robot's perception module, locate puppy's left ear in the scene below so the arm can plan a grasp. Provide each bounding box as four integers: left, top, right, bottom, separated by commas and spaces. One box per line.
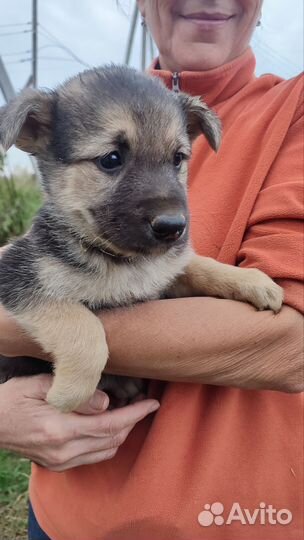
0, 88, 53, 154
177, 93, 221, 152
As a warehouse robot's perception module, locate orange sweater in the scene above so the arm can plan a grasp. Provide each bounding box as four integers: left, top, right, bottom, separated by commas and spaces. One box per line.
30, 49, 304, 540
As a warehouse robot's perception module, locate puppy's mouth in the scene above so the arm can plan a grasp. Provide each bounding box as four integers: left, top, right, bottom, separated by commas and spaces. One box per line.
80, 208, 188, 260
79, 232, 183, 262
79, 235, 137, 261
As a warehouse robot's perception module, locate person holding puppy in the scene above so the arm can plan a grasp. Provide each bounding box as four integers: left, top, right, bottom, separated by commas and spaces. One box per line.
0, 0, 303, 539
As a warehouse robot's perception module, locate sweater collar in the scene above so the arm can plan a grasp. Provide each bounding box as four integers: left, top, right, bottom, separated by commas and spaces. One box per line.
150, 48, 256, 107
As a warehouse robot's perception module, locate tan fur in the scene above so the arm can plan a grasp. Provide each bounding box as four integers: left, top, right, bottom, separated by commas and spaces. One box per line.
14, 245, 193, 412
50, 161, 115, 244
16, 302, 108, 412
37, 245, 193, 308
170, 255, 284, 313
71, 107, 139, 161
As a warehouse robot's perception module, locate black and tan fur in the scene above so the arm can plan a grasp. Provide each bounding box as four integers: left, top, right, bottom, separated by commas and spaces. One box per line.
0, 65, 283, 412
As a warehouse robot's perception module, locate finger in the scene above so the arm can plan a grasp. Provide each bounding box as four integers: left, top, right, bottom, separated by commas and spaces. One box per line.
58, 423, 135, 463
70, 398, 160, 437
46, 446, 120, 472
31, 419, 138, 469
74, 390, 110, 415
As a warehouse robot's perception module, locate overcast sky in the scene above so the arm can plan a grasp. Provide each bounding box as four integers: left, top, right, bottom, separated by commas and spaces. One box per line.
1, 0, 303, 170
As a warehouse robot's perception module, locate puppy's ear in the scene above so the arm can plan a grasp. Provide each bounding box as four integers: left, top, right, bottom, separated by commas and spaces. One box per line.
178, 93, 221, 152
0, 88, 53, 154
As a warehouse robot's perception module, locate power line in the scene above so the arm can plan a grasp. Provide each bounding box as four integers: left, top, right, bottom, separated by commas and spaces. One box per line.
39, 30, 90, 68
253, 36, 299, 71
32, 0, 38, 87
39, 56, 86, 62
0, 29, 31, 37
5, 58, 31, 65
38, 44, 62, 51
0, 22, 31, 28
2, 50, 31, 57
39, 24, 91, 68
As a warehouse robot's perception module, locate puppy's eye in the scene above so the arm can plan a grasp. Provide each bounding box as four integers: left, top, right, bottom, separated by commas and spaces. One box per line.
97, 151, 123, 172
173, 152, 185, 169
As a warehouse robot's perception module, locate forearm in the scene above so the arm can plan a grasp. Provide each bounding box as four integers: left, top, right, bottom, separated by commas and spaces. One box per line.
1, 299, 303, 393
0, 303, 47, 359
101, 298, 303, 393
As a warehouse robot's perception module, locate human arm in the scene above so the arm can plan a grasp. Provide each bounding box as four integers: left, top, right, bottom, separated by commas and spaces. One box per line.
103, 298, 303, 393
1, 297, 302, 393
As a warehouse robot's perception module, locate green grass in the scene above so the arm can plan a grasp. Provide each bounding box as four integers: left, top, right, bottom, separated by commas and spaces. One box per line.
0, 172, 42, 247
0, 450, 31, 540
0, 155, 39, 537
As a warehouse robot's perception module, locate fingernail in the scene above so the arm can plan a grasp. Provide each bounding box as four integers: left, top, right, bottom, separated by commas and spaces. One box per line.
90, 393, 109, 410
148, 401, 160, 413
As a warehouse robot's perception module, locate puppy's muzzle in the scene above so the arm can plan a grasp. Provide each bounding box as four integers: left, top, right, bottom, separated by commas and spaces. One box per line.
150, 214, 186, 242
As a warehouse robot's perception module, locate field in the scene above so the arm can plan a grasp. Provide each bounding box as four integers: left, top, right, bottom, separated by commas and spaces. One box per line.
0, 156, 41, 539
0, 451, 31, 540
0, 168, 42, 247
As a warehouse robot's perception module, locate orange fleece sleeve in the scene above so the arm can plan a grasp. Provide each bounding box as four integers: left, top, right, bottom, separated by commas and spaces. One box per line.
237, 102, 304, 313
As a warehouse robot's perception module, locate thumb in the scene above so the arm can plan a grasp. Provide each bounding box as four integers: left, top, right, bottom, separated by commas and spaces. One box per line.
75, 390, 110, 415
22, 375, 110, 415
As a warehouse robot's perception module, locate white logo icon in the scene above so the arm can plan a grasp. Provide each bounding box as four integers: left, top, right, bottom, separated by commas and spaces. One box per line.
198, 502, 292, 527
198, 502, 225, 526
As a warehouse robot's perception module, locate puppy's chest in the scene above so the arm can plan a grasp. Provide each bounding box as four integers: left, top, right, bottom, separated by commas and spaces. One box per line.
37, 252, 189, 308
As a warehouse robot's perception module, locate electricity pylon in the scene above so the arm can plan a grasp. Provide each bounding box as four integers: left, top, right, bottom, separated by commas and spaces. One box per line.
124, 2, 156, 70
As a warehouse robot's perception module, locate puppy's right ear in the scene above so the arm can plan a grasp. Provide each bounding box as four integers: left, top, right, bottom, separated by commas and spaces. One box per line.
177, 93, 221, 152
0, 88, 53, 154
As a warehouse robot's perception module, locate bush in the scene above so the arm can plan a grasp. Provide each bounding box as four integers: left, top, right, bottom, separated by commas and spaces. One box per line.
0, 155, 42, 247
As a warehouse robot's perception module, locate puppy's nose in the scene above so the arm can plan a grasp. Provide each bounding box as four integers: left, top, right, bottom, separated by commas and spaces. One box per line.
150, 214, 186, 242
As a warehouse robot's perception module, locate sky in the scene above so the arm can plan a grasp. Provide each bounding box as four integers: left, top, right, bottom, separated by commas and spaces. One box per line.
0, 0, 303, 171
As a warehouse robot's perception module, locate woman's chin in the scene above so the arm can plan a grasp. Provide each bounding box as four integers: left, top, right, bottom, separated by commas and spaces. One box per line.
160, 44, 232, 72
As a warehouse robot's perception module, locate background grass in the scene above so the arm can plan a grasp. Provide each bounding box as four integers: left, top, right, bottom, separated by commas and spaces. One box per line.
0, 451, 31, 540
0, 154, 42, 247
0, 153, 41, 538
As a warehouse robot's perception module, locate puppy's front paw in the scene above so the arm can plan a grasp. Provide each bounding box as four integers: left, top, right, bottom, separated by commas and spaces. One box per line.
233, 269, 283, 313
98, 375, 147, 409
46, 379, 97, 413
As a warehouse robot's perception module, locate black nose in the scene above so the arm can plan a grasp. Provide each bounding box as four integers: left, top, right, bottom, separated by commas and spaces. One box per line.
150, 214, 186, 242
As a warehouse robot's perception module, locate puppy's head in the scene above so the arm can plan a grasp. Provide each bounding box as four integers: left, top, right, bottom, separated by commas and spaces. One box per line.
0, 66, 221, 258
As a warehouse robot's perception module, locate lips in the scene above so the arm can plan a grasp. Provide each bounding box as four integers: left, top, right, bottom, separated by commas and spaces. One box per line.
179, 11, 235, 31
181, 12, 234, 21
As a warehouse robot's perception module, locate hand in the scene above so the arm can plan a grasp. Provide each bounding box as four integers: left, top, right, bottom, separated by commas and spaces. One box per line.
0, 375, 160, 471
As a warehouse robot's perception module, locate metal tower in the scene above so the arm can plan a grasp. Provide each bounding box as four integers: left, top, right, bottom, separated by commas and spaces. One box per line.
124, 2, 156, 70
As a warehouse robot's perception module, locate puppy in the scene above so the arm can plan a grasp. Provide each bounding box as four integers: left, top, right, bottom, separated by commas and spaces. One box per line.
0, 66, 283, 412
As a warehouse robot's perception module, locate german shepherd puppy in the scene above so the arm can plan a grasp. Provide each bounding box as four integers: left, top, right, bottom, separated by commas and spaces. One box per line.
0, 66, 283, 412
